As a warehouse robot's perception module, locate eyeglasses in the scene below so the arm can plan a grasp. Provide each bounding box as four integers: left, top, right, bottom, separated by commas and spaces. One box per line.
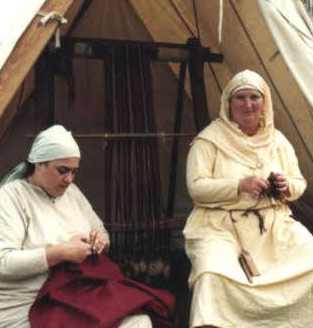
54, 165, 79, 177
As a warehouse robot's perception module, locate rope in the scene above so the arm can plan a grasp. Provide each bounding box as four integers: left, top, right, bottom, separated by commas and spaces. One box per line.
218, 0, 224, 44
37, 11, 68, 48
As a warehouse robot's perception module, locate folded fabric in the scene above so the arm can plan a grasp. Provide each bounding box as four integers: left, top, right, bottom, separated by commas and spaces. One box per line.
29, 254, 175, 328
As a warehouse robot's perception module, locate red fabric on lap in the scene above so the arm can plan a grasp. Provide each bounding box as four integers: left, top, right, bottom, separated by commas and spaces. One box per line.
29, 254, 175, 328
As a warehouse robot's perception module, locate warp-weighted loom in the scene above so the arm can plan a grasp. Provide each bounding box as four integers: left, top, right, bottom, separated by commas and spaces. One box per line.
34, 36, 223, 279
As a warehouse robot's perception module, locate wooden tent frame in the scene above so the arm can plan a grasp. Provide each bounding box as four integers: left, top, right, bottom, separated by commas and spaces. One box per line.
0, 0, 87, 140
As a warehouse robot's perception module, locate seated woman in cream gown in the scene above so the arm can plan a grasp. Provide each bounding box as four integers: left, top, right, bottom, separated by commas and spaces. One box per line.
184, 70, 313, 328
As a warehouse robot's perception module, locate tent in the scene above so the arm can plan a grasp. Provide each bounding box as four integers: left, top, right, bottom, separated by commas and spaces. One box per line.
1, 1, 313, 321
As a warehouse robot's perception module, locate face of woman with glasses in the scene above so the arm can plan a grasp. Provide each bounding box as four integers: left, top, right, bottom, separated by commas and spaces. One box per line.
35, 158, 80, 197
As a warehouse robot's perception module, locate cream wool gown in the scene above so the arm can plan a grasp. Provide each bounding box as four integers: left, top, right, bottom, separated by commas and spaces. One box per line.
183, 70, 313, 328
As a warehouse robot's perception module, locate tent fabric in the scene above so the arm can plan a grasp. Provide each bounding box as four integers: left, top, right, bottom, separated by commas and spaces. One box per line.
127, 0, 227, 109
258, 0, 313, 110
129, 0, 197, 97
303, 0, 313, 16
129, 0, 196, 43
0, 0, 47, 71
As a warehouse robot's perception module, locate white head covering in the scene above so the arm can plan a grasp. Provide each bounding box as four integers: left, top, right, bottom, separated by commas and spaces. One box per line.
195, 69, 277, 169
28, 125, 80, 163
220, 69, 273, 134
0, 125, 80, 187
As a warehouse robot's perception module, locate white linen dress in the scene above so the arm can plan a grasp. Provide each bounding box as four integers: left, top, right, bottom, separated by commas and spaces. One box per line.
0, 180, 151, 328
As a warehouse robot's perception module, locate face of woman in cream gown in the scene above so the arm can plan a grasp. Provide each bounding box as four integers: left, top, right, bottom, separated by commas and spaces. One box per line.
229, 88, 264, 136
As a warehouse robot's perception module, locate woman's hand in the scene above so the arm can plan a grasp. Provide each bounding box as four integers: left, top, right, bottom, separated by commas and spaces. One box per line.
46, 230, 110, 267
63, 236, 93, 263
88, 229, 110, 254
270, 172, 290, 198
46, 235, 92, 267
239, 176, 270, 199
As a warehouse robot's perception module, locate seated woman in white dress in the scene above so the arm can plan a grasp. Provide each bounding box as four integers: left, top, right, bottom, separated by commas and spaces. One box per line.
0, 125, 157, 328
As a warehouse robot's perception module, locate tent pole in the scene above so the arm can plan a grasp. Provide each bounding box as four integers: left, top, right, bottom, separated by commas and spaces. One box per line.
166, 62, 187, 218
34, 49, 56, 128
187, 38, 210, 131
67, 0, 93, 36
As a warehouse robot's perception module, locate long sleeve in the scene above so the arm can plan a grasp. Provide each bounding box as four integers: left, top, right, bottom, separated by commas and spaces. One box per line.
0, 188, 48, 280
277, 133, 307, 201
186, 139, 239, 206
